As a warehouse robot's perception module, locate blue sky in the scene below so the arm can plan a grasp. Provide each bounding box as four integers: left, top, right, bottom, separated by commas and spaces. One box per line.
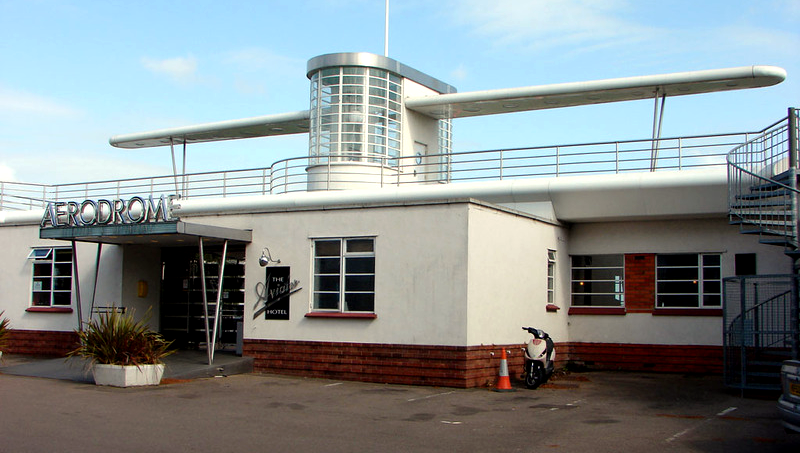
0, 0, 797, 184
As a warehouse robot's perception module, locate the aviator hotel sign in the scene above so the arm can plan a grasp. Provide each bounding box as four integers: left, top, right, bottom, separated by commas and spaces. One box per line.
40, 195, 174, 228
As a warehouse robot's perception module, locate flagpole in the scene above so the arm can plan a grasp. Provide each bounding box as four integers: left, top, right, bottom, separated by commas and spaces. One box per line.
384, 0, 389, 57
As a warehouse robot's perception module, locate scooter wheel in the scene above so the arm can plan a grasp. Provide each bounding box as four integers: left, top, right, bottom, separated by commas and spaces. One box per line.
526, 363, 546, 389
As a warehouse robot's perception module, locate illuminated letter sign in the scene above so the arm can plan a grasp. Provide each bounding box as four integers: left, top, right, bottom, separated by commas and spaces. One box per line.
41, 194, 173, 228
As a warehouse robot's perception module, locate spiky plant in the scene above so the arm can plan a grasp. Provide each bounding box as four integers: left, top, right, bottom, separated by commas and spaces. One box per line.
69, 310, 174, 366
0, 311, 10, 353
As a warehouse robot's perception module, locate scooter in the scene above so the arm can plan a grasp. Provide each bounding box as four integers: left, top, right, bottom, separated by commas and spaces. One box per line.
521, 327, 556, 389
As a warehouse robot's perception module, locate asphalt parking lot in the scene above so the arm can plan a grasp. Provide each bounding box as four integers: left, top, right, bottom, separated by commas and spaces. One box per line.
1, 364, 798, 452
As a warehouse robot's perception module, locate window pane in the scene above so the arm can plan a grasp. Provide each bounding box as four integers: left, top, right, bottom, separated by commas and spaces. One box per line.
54, 263, 72, 276
344, 293, 374, 312
54, 249, 73, 261
314, 275, 340, 292
315, 240, 341, 257
33, 263, 51, 277
346, 257, 375, 273
53, 278, 71, 291
571, 268, 623, 280
315, 257, 340, 274
657, 267, 698, 280
657, 254, 697, 267
703, 267, 720, 279
34, 278, 51, 291
345, 275, 374, 292
657, 281, 699, 294
571, 294, 623, 307
572, 281, 622, 294
573, 255, 623, 267
346, 239, 374, 253
314, 292, 340, 310
657, 294, 698, 307
703, 295, 721, 306
703, 281, 720, 294
32, 292, 51, 306
53, 292, 71, 306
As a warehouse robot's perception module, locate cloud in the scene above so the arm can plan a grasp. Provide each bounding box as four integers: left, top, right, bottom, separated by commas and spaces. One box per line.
448, 0, 653, 54
141, 55, 198, 84
0, 163, 16, 182
0, 85, 81, 117
223, 48, 306, 97
450, 64, 468, 81
225, 48, 304, 74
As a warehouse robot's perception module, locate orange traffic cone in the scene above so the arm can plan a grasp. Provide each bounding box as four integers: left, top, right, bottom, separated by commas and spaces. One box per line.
493, 349, 515, 392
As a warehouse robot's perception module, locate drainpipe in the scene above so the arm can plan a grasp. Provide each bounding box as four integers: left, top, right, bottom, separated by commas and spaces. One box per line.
790, 107, 800, 359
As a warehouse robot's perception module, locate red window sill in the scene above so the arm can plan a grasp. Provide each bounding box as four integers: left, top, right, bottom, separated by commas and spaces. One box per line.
26, 307, 73, 313
305, 312, 377, 319
545, 304, 560, 312
568, 307, 626, 315
652, 308, 722, 317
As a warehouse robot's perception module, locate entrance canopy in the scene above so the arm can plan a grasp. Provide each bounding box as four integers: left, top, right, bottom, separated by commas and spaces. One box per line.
39, 220, 252, 246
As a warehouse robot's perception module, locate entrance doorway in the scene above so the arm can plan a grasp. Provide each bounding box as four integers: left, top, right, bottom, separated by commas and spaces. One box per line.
160, 245, 246, 350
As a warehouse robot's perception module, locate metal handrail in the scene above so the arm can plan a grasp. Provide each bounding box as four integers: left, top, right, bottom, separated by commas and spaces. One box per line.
0, 129, 765, 211
726, 108, 799, 247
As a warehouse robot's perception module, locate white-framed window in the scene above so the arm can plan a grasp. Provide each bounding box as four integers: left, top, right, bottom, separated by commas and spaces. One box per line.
29, 247, 73, 307
546, 250, 556, 305
656, 253, 721, 308
312, 237, 375, 313
570, 254, 625, 307
309, 66, 402, 166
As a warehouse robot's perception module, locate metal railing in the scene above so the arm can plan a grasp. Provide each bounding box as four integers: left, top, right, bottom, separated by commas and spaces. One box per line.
727, 108, 799, 249
0, 129, 764, 211
723, 275, 799, 390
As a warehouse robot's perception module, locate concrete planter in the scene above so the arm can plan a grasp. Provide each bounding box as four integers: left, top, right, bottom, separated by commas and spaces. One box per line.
92, 363, 165, 387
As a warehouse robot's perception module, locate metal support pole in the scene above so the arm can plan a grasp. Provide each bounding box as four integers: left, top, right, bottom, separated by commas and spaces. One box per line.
650, 89, 666, 171
209, 240, 229, 364
89, 243, 103, 318
792, 273, 799, 360
71, 241, 83, 332
182, 141, 187, 198
198, 237, 213, 365
739, 277, 748, 388
170, 138, 180, 195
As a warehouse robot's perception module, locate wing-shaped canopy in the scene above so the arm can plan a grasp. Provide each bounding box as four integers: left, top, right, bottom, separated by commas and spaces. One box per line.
404, 65, 787, 119
109, 110, 310, 149
109, 65, 785, 149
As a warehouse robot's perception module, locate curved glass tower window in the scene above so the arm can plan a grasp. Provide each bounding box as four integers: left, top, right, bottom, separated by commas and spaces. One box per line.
309, 67, 402, 165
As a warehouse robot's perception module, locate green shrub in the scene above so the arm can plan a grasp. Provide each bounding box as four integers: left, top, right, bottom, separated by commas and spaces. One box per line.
69, 310, 174, 366
0, 311, 10, 352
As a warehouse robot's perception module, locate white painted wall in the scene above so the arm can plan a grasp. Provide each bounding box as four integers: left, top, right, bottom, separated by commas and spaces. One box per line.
187, 202, 472, 346
465, 204, 569, 346
567, 217, 792, 346
0, 224, 123, 332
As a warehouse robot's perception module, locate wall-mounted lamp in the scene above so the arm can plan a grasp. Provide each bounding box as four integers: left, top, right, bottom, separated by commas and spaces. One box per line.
258, 247, 281, 267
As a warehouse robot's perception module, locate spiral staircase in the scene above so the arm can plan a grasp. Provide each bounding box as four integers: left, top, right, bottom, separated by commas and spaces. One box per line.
724, 108, 800, 390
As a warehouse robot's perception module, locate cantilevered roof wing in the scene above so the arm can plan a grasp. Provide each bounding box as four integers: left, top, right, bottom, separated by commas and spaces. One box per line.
404, 65, 787, 119
109, 110, 310, 149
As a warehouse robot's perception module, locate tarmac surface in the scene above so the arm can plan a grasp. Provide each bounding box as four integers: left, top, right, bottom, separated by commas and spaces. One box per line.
1, 354, 799, 453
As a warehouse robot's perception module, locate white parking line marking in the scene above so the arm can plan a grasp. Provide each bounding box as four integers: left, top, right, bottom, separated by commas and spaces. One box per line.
665, 407, 738, 443
407, 391, 456, 402
324, 382, 343, 387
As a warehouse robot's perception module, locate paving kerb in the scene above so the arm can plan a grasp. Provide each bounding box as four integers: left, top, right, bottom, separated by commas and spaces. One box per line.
1, 363, 798, 453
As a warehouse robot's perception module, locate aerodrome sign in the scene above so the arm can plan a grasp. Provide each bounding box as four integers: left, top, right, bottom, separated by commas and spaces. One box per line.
40, 195, 173, 228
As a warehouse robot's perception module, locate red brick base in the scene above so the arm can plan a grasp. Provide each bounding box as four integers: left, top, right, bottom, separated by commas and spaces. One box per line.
4, 330, 79, 357
243, 340, 530, 388
244, 339, 723, 388
561, 342, 723, 374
